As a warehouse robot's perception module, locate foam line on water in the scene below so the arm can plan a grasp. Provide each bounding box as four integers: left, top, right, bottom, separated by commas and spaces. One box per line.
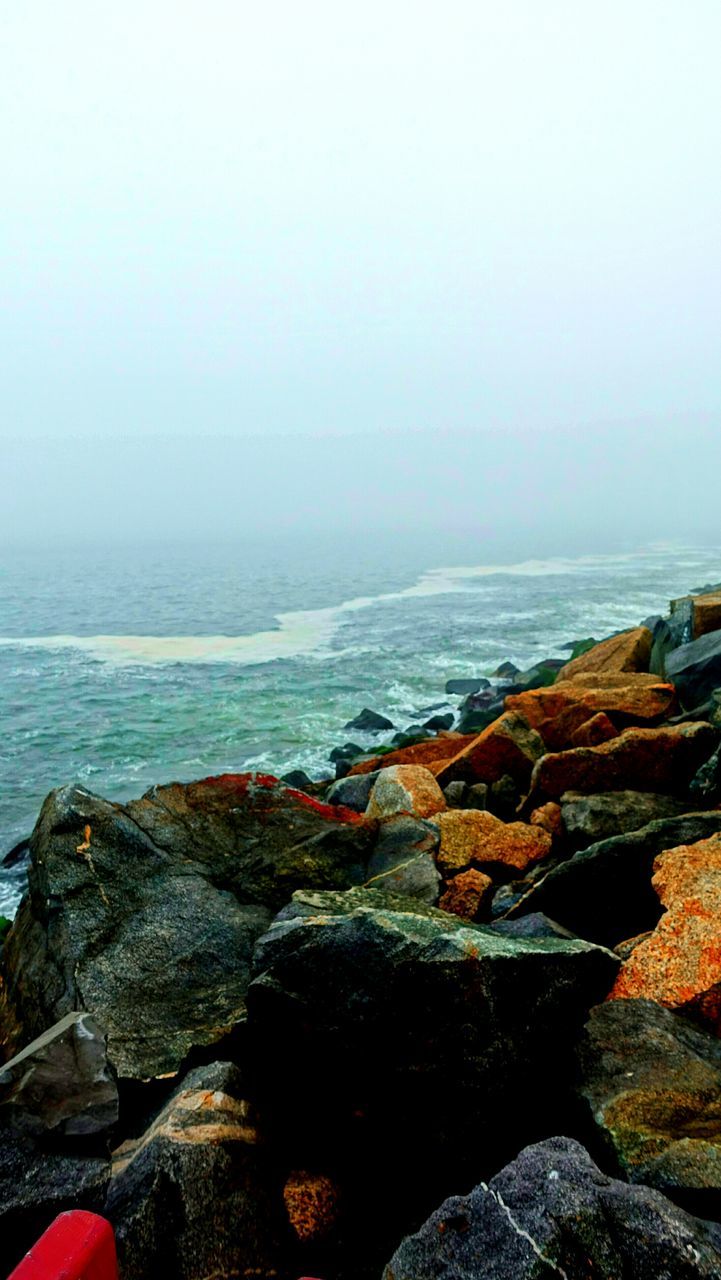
0, 546, 697, 667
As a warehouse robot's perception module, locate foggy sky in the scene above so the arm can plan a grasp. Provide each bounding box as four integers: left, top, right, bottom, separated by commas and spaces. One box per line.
2, 3, 720, 545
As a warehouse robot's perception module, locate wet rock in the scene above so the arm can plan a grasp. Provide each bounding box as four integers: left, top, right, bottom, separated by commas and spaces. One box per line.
366, 765, 446, 821
516, 812, 721, 948
433, 810, 552, 877
329, 742, 364, 763
2, 838, 29, 869
558, 625, 653, 679
434, 712, 545, 789
456, 689, 506, 734
561, 789, 688, 848
438, 868, 493, 920
492, 660, 520, 679
506, 673, 677, 751
667, 631, 721, 710
280, 768, 315, 790
248, 895, 617, 1201
2, 775, 375, 1080
0, 1011, 117, 1137
529, 722, 718, 801
326, 770, 380, 812
382, 1136, 721, 1280
423, 712, 455, 732
578, 998, 721, 1216
365, 815, 441, 904
445, 678, 490, 695
343, 708, 394, 732
106, 1062, 288, 1280
610, 834, 721, 1032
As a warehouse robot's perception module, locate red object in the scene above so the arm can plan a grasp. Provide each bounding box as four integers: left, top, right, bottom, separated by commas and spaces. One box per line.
7, 1212, 118, 1280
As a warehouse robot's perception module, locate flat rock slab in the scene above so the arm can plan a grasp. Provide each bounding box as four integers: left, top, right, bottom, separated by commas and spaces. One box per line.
578, 998, 721, 1218
3, 775, 375, 1080
0, 1011, 117, 1137
383, 1136, 721, 1280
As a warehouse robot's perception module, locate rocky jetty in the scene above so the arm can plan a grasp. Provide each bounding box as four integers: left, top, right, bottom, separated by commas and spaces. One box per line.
3, 585, 721, 1277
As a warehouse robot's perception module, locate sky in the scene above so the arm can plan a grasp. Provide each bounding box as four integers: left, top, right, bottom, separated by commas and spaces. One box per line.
1, 2, 720, 546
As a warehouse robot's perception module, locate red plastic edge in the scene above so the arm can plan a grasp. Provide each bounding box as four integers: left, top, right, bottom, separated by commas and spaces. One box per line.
7, 1211, 118, 1280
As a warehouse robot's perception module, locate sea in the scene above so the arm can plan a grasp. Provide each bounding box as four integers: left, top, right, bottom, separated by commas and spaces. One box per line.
1, 535, 719, 918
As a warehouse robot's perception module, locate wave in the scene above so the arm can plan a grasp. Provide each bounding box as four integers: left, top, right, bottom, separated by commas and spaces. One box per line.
0, 546, 710, 667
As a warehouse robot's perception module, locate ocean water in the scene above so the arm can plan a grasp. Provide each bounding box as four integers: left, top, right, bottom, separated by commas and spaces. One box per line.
1, 536, 719, 917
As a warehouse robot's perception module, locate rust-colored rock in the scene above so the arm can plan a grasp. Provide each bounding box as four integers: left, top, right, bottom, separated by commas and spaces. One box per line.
506, 675, 676, 751
365, 765, 446, 820
283, 1170, 341, 1243
434, 809, 552, 876
610, 834, 721, 1032
530, 722, 718, 801
433, 712, 545, 789
672, 590, 721, 641
570, 712, 619, 747
530, 802, 564, 839
439, 868, 493, 920
557, 627, 653, 680
348, 734, 475, 776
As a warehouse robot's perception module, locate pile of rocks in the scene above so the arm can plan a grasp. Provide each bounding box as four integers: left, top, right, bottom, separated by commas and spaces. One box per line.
2, 588, 721, 1278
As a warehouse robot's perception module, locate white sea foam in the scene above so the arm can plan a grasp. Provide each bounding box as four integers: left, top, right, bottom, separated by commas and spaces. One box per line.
0, 547, 710, 667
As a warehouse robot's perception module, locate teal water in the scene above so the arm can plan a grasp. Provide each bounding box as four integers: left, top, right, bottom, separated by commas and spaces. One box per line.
1, 536, 719, 916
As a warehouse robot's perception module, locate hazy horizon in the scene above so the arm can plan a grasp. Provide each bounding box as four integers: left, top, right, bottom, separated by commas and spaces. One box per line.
2, 3, 720, 548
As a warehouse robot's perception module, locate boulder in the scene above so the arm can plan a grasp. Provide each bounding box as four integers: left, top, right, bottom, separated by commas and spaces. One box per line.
442, 781, 468, 808
434, 712, 545, 789
365, 815, 441, 904
456, 689, 506, 734
486, 773, 522, 820
438, 868, 493, 920
578, 999, 721, 1216
280, 768, 315, 790
0, 1135, 110, 1277
248, 892, 617, 1202
561, 789, 688, 848
491, 912, 576, 941
570, 710, 620, 746
529, 722, 718, 801
423, 713, 455, 732
492, 660, 520, 678
2, 775, 375, 1080
106, 1062, 289, 1280
672, 590, 721, 642
433, 810, 552, 876
667, 631, 721, 710
445, 678, 490, 695
343, 708, 394, 732
365, 766, 446, 820
507, 672, 677, 749
348, 733, 475, 776
0, 1011, 117, 1138
382, 1136, 721, 1280
557, 626, 653, 680
610, 834, 721, 1032
513, 812, 721, 948
326, 770, 380, 812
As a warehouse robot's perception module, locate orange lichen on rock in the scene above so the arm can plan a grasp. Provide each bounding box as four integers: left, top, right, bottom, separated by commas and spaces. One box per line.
505, 675, 676, 751
557, 626, 653, 680
569, 712, 619, 748
439, 868, 493, 920
529, 802, 564, 839
433, 809, 552, 877
348, 734, 475, 776
433, 712, 544, 789
609, 834, 721, 1033
283, 1170, 341, 1243
365, 765, 446, 820
530, 722, 716, 800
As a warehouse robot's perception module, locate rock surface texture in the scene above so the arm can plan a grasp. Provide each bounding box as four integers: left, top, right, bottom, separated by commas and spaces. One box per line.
383, 1136, 721, 1280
